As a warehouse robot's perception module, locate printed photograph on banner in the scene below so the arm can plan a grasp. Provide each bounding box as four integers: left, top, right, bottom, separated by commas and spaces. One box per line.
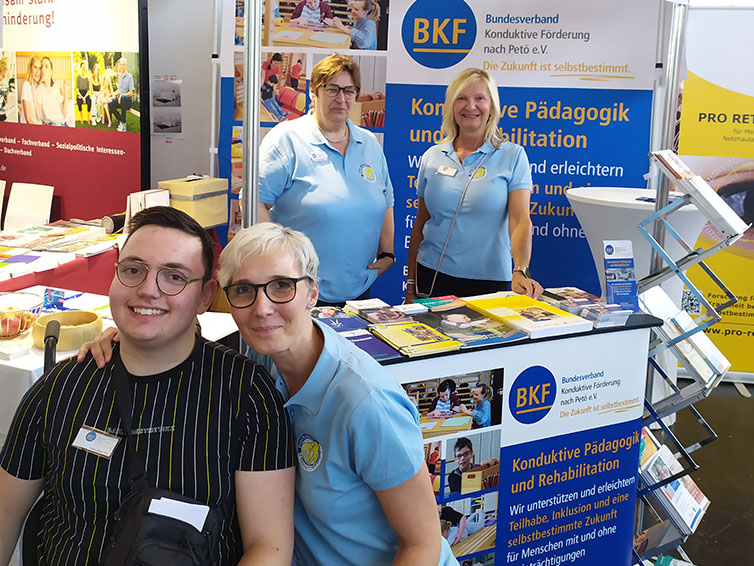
230, 126, 274, 194
15, 51, 73, 127
402, 371, 500, 439
261, 51, 308, 123
255, 0, 390, 51
228, 199, 243, 241
0, 50, 18, 123
424, 440, 442, 496
231, 126, 244, 193
313, 51, 385, 129
458, 552, 494, 566
71, 51, 141, 133
444, 428, 501, 496
439, 492, 498, 558
234, 51, 244, 121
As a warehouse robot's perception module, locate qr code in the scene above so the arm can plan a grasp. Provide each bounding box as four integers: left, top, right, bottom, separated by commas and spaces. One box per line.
681, 289, 702, 315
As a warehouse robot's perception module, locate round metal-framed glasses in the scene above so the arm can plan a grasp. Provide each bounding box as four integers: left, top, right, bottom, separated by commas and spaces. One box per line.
114, 260, 203, 296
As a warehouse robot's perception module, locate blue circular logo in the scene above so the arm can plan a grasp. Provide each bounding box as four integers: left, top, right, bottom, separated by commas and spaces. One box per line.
296, 433, 322, 472
509, 366, 557, 424
605, 244, 615, 255
85, 431, 97, 442
401, 0, 477, 69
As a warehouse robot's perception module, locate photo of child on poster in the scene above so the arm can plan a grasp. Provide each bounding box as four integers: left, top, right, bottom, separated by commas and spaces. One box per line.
444, 429, 501, 496
439, 492, 498, 558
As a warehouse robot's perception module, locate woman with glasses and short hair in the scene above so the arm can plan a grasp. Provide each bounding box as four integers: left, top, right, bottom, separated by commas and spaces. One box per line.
257, 53, 395, 306
215, 222, 456, 566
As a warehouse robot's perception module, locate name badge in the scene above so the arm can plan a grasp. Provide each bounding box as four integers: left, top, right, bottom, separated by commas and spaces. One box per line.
437, 166, 457, 177
72, 425, 121, 458
310, 149, 329, 163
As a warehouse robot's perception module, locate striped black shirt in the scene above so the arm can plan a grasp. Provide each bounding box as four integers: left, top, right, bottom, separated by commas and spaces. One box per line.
0, 338, 293, 565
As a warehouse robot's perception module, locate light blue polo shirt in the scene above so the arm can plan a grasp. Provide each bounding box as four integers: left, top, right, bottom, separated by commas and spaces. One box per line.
276, 320, 458, 566
416, 140, 532, 281
260, 113, 394, 303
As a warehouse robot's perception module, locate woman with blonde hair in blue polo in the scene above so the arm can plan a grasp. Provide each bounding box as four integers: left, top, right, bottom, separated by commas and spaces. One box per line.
406, 67, 542, 301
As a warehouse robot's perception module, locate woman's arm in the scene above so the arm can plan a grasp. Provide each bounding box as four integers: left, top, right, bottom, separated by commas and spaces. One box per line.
367, 207, 395, 277
452, 514, 468, 545
257, 201, 273, 223
508, 189, 542, 298
236, 468, 295, 565
375, 466, 442, 566
405, 198, 430, 302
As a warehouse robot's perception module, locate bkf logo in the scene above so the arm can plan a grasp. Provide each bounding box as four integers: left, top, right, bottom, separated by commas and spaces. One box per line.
509, 365, 556, 424
401, 0, 477, 69
297, 433, 323, 472
604, 244, 615, 255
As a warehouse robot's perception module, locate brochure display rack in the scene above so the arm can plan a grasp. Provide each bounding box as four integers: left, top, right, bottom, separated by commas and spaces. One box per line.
381, 316, 658, 566
630, 150, 748, 563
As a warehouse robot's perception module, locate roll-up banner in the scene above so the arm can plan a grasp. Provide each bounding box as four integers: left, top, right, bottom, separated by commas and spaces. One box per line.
219, 0, 658, 306
677, 7, 754, 376
0, 0, 147, 222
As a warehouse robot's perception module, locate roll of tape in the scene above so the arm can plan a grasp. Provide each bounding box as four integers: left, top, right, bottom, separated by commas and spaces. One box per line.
102, 213, 126, 234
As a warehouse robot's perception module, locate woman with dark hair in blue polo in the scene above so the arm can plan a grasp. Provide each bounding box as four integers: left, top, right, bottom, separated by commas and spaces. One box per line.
257, 53, 395, 306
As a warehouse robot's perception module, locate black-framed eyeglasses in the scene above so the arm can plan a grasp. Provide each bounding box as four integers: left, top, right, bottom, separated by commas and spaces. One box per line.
224, 276, 308, 308
455, 450, 473, 459
322, 84, 360, 99
114, 260, 203, 296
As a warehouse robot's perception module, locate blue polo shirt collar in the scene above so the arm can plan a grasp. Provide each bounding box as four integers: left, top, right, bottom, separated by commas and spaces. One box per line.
440, 138, 495, 161
303, 111, 365, 148
281, 320, 337, 415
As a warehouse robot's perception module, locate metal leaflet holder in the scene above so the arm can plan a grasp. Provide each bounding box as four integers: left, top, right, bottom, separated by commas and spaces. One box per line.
637, 150, 748, 417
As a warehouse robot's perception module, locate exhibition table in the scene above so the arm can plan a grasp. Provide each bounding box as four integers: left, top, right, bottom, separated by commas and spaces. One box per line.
383, 315, 659, 566
271, 22, 350, 49
0, 286, 238, 442
0, 249, 118, 296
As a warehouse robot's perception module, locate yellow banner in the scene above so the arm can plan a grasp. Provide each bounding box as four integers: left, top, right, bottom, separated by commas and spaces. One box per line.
679, 72, 754, 159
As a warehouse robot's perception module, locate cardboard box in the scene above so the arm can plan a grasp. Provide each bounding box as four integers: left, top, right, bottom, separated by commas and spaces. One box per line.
157, 177, 228, 228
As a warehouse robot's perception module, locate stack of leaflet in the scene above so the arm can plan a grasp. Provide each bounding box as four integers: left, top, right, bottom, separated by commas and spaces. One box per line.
345, 297, 415, 325
11, 221, 106, 251
315, 315, 401, 361
639, 427, 710, 536
391, 302, 428, 315
466, 292, 592, 339
411, 295, 459, 310
46, 234, 124, 257
542, 286, 633, 328
344, 297, 390, 316
412, 304, 526, 349
369, 321, 462, 357
639, 286, 730, 390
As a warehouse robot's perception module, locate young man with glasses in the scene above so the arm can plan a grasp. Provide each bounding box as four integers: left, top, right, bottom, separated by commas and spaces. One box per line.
0, 207, 295, 565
